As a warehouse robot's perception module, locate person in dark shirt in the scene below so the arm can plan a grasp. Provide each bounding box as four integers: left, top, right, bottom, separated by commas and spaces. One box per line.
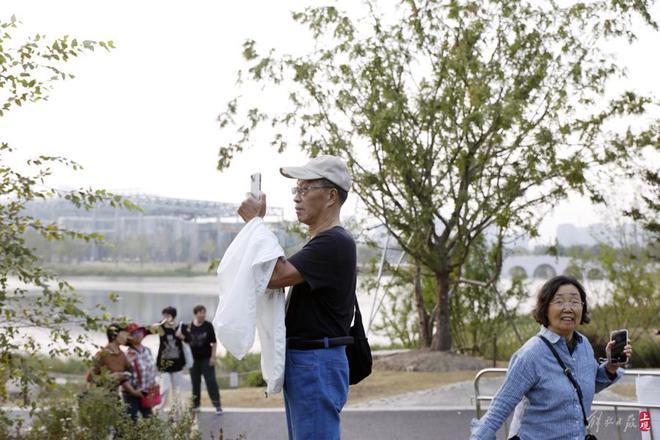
182, 304, 222, 415
152, 306, 185, 408
239, 155, 356, 440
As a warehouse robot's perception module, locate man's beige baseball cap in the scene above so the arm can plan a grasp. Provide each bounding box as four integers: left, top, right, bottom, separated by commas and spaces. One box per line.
280, 155, 352, 192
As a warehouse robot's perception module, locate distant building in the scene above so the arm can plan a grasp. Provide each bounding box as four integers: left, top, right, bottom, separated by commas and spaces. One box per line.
23, 194, 298, 263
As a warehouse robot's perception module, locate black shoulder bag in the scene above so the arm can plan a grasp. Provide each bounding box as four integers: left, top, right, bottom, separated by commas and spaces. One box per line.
346, 296, 372, 385
537, 335, 597, 440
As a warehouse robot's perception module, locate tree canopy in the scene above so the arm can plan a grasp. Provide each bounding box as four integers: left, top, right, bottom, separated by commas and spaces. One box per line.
218, 0, 659, 350
0, 15, 132, 411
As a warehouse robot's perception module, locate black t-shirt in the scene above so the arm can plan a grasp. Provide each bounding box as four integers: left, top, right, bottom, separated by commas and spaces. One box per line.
156, 324, 185, 372
286, 226, 356, 339
183, 321, 217, 360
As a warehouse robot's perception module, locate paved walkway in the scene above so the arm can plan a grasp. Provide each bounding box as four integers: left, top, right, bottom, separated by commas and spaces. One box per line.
2, 372, 643, 439
196, 408, 498, 440
193, 377, 636, 440
195, 407, 642, 440
349, 377, 627, 409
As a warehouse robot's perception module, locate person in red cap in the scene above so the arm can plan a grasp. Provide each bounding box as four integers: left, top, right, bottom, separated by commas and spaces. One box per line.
124, 323, 158, 421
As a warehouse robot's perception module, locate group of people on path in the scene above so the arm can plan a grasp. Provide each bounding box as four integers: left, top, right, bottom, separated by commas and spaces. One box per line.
86, 304, 223, 422
86, 154, 635, 439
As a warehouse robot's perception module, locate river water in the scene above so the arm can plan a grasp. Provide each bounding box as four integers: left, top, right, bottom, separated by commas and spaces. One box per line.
13, 276, 393, 356
11, 275, 613, 357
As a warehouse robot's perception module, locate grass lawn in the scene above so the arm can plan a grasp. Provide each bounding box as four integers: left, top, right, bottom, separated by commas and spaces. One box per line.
200, 370, 479, 408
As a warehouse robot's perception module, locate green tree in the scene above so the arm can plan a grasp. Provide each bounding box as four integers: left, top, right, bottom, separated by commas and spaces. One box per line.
622, 167, 660, 259
449, 236, 528, 356
369, 266, 420, 348
218, 1, 659, 350
0, 15, 133, 416
570, 222, 659, 343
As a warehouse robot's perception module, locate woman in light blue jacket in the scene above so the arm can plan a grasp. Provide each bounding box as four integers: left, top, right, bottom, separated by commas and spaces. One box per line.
471, 275, 633, 440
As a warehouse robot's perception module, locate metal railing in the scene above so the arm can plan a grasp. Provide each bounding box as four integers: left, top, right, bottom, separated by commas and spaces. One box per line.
474, 368, 660, 440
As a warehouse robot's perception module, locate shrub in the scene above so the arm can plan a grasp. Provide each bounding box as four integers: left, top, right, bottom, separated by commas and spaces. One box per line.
244, 371, 266, 388
629, 337, 660, 368
1, 387, 203, 440
216, 352, 265, 388
217, 353, 261, 374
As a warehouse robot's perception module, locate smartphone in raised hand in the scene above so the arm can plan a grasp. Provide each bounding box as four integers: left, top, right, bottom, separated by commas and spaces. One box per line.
609, 329, 629, 364
250, 173, 261, 199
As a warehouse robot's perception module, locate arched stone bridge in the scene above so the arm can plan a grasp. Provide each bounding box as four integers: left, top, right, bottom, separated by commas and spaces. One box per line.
502, 255, 594, 280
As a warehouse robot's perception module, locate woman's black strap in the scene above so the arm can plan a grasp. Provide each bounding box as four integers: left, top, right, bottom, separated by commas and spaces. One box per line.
537, 335, 589, 427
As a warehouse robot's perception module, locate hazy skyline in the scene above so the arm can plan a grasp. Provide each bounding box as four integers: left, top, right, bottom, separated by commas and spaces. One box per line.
1, 0, 658, 244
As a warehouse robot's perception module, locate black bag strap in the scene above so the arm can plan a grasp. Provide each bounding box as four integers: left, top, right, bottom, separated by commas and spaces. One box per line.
352, 293, 365, 337
354, 294, 362, 320
537, 335, 589, 428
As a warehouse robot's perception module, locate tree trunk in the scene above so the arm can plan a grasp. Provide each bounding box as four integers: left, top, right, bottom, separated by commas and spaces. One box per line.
430, 271, 452, 351
413, 265, 431, 348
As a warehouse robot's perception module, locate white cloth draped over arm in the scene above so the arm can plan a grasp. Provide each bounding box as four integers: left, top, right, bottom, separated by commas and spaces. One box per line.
212, 217, 286, 395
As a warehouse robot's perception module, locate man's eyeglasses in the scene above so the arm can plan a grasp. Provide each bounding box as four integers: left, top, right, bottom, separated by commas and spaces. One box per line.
291, 185, 334, 196
550, 299, 584, 308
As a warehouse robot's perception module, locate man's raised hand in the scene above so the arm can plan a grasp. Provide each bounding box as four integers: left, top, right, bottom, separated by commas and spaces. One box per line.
238, 192, 267, 222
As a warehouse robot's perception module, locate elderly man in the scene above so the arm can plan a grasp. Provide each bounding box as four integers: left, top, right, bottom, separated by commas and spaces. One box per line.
238, 155, 356, 440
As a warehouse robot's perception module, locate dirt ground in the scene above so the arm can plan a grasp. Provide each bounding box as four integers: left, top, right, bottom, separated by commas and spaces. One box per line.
373, 349, 489, 372
200, 350, 491, 408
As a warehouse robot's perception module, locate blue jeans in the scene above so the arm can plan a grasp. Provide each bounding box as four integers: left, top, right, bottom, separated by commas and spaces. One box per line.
284, 346, 349, 440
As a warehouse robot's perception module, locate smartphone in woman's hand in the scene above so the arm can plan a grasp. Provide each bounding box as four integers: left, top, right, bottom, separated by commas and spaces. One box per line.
609, 329, 628, 364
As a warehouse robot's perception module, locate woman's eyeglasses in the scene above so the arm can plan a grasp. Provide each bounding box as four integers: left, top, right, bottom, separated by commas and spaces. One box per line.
550, 299, 584, 308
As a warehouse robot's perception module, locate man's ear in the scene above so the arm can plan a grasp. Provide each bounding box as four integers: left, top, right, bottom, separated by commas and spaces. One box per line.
326, 188, 338, 207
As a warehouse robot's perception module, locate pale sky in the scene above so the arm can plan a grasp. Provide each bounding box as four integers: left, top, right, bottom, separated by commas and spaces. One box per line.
1, 1, 658, 244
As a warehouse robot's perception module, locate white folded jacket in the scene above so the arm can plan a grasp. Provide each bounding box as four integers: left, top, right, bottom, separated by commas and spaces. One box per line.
212, 217, 286, 395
